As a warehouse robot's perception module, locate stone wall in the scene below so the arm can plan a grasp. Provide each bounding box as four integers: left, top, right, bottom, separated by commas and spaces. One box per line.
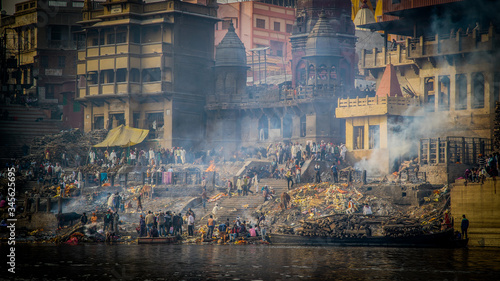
451, 178, 500, 247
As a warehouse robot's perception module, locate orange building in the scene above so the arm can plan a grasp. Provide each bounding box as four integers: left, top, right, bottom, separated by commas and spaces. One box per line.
215, 1, 296, 84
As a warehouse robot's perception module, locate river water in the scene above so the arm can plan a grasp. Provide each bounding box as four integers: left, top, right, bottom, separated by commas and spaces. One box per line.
4, 244, 500, 280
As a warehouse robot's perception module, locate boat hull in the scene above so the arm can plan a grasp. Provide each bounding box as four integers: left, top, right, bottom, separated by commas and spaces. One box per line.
270, 230, 468, 248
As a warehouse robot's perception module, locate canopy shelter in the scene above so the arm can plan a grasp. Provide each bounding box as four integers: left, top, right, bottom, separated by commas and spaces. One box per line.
94, 125, 149, 148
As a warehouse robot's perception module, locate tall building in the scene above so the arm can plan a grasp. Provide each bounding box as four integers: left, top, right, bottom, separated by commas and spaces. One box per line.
215, 0, 296, 84
0, 0, 84, 129
76, 0, 218, 148
206, 0, 356, 153
337, 0, 500, 179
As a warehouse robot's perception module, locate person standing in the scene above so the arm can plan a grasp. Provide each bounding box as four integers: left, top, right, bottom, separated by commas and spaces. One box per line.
187, 213, 195, 236
236, 177, 243, 196
461, 214, 469, 239
227, 179, 233, 197
285, 169, 294, 190
80, 212, 88, 225
259, 217, 268, 242
157, 211, 165, 237
314, 164, 321, 183
139, 215, 146, 237
331, 163, 338, 183
207, 215, 215, 238
145, 211, 155, 236
113, 212, 120, 235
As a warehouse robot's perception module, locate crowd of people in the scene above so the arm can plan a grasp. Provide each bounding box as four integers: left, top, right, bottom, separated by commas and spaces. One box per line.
463, 153, 499, 184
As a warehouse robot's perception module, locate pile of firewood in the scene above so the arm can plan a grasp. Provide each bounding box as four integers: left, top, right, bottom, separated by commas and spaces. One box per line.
291, 215, 370, 238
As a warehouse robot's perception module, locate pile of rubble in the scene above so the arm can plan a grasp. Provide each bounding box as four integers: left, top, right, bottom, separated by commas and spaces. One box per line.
259, 181, 451, 238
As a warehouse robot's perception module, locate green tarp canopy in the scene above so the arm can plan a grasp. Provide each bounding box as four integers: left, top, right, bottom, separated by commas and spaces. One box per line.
93, 125, 149, 147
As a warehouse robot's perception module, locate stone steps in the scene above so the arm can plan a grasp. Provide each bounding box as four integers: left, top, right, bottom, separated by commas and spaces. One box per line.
209, 178, 294, 224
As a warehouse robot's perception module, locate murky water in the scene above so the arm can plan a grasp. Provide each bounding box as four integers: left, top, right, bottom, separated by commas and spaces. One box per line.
3, 244, 500, 280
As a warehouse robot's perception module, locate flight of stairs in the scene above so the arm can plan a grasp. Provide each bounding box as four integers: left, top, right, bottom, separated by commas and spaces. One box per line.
208, 178, 293, 225
0, 104, 62, 159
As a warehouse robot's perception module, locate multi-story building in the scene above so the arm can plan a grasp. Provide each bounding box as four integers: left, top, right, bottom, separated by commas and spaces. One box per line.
336, 0, 500, 179
76, 0, 218, 148
0, 0, 84, 129
215, 0, 296, 84
206, 0, 356, 153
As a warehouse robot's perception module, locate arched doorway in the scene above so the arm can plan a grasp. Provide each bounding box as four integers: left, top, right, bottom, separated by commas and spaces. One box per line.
283, 114, 293, 139
258, 115, 268, 141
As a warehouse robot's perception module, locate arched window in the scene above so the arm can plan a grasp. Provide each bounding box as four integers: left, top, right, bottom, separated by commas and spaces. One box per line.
424, 77, 435, 111
308, 65, 315, 82
296, 61, 306, 86
318, 65, 327, 81
330, 66, 337, 80
472, 72, 484, 108
258, 115, 269, 141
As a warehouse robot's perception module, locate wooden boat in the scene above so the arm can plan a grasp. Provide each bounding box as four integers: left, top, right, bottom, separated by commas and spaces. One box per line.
269, 229, 468, 248
137, 236, 177, 244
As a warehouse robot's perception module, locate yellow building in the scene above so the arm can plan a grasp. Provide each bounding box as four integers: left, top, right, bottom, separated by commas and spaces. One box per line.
76, 0, 218, 148
338, 0, 500, 177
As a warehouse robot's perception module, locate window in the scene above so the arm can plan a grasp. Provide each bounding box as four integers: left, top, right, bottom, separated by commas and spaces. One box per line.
116, 33, 126, 44
274, 22, 281, 32
308, 65, 315, 81
130, 27, 141, 43
256, 19, 265, 29
494, 73, 500, 104
41, 56, 49, 68
51, 26, 62, 41
472, 73, 484, 108
107, 33, 115, 45
300, 115, 307, 137
270, 40, 283, 57
130, 68, 140, 82
100, 70, 114, 84
318, 65, 327, 80
46, 84, 55, 99
73, 101, 81, 112
94, 116, 104, 129
392, 0, 401, 3
369, 125, 379, 149
456, 74, 467, 110
438, 76, 450, 111
142, 68, 161, 82
296, 61, 306, 86
58, 56, 65, 68
87, 72, 98, 85
330, 66, 337, 80
270, 115, 281, 129
116, 69, 127, 82
424, 77, 435, 111
353, 126, 364, 150
286, 24, 293, 33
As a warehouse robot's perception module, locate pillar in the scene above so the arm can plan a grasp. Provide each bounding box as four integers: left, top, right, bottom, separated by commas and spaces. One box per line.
35, 197, 40, 213
46, 197, 51, 213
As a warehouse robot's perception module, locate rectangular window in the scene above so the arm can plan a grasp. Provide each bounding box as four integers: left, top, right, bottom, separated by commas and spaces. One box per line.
41, 56, 49, 68
45, 84, 55, 99
369, 125, 380, 149
438, 75, 450, 111
286, 24, 293, 33
142, 68, 161, 82
116, 68, 127, 82
107, 33, 115, 44
58, 56, 65, 68
51, 26, 61, 41
116, 33, 126, 44
73, 101, 81, 112
94, 116, 104, 130
424, 77, 435, 111
256, 19, 265, 29
353, 126, 365, 150
456, 74, 467, 110
494, 73, 500, 104
274, 22, 281, 32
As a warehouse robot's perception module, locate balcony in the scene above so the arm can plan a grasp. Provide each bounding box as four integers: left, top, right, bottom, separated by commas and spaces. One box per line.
407, 27, 497, 59
336, 95, 422, 118
360, 44, 414, 69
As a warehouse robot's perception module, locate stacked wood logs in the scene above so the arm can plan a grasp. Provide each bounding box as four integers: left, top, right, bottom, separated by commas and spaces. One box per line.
289, 215, 371, 238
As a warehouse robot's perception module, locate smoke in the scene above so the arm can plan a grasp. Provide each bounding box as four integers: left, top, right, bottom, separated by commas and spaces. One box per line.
354, 103, 453, 176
